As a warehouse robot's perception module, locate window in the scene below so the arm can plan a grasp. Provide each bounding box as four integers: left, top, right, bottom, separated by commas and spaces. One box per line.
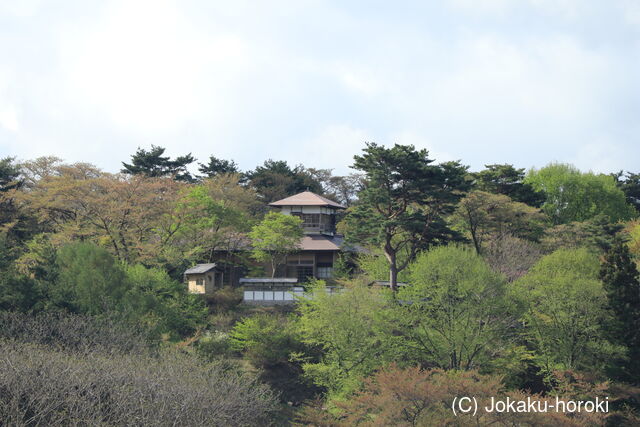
196, 278, 204, 286
297, 266, 314, 282
317, 267, 333, 279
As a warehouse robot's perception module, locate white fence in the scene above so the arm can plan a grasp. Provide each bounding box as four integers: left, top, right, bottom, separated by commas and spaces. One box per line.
243, 287, 305, 303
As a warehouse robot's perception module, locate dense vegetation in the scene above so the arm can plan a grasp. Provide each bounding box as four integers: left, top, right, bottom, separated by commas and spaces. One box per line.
1, 144, 640, 425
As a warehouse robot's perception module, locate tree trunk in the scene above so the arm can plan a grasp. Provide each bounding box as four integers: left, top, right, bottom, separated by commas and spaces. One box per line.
389, 264, 398, 292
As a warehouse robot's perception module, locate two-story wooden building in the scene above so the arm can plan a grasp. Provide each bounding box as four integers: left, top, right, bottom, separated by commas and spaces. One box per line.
268, 191, 348, 281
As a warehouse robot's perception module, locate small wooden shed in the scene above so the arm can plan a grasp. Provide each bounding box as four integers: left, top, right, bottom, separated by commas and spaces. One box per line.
184, 263, 223, 295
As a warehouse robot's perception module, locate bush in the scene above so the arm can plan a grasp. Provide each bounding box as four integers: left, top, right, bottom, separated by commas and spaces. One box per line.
230, 313, 303, 367
206, 286, 243, 311
0, 311, 153, 355
296, 365, 606, 426
0, 340, 278, 426
196, 330, 234, 360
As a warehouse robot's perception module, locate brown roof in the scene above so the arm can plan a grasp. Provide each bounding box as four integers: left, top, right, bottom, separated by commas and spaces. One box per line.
269, 191, 346, 209
299, 235, 343, 251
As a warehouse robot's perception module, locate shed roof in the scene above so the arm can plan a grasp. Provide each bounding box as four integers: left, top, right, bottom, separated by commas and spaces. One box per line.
269, 191, 346, 209
184, 263, 218, 274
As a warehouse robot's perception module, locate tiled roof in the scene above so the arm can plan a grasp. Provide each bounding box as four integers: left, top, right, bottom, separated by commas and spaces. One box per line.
269, 191, 346, 209
184, 263, 218, 274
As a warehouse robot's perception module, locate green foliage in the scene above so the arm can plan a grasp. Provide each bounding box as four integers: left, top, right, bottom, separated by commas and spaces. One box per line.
196, 330, 234, 360
451, 190, 546, 254
541, 214, 626, 254
197, 155, 240, 178
121, 144, 195, 182
123, 264, 208, 339
513, 248, 623, 374
246, 159, 323, 203
613, 171, 640, 214
399, 245, 514, 370
296, 281, 399, 398
345, 143, 470, 289
356, 250, 410, 282
525, 163, 636, 224
600, 239, 640, 382
230, 313, 303, 367
52, 242, 128, 314
473, 163, 544, 207
249, 212, 303, 277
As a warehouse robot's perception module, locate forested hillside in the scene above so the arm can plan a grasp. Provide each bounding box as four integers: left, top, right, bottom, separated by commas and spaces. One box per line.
1, 144, 640, 426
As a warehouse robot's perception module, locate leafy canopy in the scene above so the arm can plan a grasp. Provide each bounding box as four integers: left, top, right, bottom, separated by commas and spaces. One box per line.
525, 163, 636, 224
249, 212, 303, 277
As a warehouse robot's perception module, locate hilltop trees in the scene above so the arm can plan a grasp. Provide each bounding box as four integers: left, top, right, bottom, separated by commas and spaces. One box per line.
198, 155, 239, 178
121, 145, 195, 182
451, 190, 545, 255
245, 160, 323, 203
525, 163, 636, 224
344, 143, 469, 290
473, 163, 544, 207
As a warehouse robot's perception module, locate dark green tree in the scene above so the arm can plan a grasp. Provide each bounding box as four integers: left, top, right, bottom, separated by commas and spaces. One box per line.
473, 164, 544, 207
245, 160, 323, 203
344, 143, 470, 290
613, 171, 640, 214
198, 155, 240, 178
121, 145, 195, 182
600, 239, 640, 382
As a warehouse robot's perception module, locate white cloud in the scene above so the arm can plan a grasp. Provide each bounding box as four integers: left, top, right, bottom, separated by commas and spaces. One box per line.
0, 105, 19, 132
291, 124, 371, 174
59, 0, 249, 134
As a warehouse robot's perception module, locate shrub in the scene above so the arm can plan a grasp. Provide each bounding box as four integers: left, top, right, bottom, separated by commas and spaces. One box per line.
230, 313, 303, 367
0, 341, 278, 426
296, 365, 606, 426
0, 311, 153, 355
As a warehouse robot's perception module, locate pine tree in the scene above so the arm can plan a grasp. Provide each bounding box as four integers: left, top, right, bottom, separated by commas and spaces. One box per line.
600, 238, 640, 382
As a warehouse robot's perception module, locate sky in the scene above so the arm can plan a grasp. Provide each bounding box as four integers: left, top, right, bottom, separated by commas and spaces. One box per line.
0, 0, 639, 176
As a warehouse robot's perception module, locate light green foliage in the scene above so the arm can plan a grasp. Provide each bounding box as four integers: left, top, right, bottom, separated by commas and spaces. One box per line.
356, 249, 410, 282
296, 281, 399, 398
123, 264, 207, 339
525, 163, 636, 224
53, 242, 128, 314
512, 248, 623, 373
229, 313, 302, 367
249, 212, 303, 277
399, 245, 513, 370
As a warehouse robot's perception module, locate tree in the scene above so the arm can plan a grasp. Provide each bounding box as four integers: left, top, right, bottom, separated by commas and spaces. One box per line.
613, 171, 640, 214
473, 163, 544, 207
512, 248, 622, 374
50, 242, 128, 315
198, 155, 239, 178
305, 168, 364, 207
245, 160, 323, 203
398, 245, 514, 370
600, 239, 640, 382
525, 163, 636, 225
344, 143, 470, 290
451, 190, 545, 255
296, 282, 399, 398
121, 145, 195, 182
249, 212, 303, 277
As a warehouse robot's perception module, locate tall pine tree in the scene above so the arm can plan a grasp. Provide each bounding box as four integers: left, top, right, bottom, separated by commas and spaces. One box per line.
600, 238, 640, 383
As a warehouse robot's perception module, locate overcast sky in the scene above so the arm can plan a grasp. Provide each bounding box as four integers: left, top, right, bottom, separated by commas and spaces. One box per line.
0, 0, 639, 175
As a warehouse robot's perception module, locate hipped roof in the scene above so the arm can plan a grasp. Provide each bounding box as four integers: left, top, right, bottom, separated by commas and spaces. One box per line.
269, 191, 346, 209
